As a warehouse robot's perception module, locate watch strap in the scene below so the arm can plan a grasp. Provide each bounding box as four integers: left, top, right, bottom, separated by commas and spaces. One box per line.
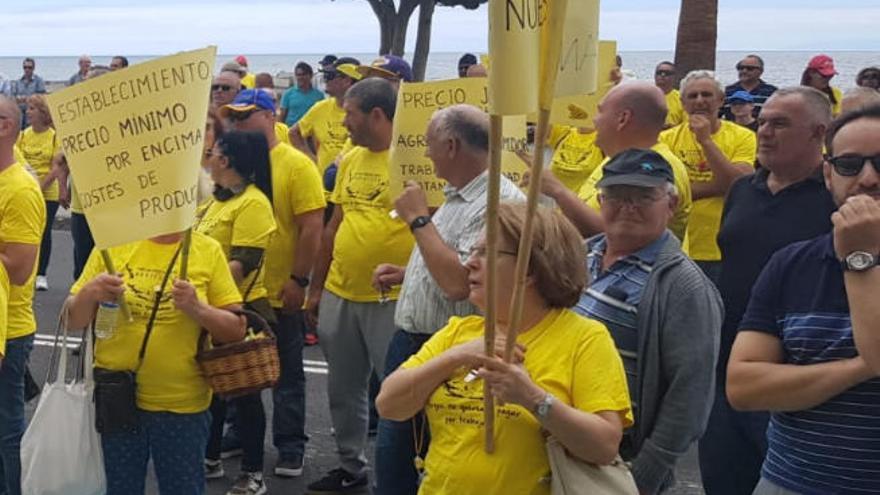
409, 215, 431, 232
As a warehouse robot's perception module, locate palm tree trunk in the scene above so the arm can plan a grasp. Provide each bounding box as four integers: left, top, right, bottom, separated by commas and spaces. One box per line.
412, 0, 435, 81
673, 0, 718, 85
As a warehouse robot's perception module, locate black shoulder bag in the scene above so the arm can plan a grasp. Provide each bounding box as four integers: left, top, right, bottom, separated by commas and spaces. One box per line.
93, 245, 181, 434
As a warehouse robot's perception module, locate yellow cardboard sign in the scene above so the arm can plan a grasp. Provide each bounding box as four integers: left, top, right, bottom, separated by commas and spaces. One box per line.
536, 40, 617, 128
488, 0, 540, 115
47, 47, 216, 249
554, 0, 600, 97
390, 78, 528, 207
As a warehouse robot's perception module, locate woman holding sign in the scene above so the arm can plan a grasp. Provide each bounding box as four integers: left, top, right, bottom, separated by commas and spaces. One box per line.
197, 130, 277, 495
16, 94, 61, 291
66, 230, 244, 495
376, 203, 632, 495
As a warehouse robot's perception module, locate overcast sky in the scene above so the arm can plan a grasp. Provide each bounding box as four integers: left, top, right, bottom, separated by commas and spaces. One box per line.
2, 0, 877, 56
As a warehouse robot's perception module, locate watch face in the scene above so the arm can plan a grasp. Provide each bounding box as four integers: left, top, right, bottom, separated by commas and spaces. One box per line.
847, 251, 876, 271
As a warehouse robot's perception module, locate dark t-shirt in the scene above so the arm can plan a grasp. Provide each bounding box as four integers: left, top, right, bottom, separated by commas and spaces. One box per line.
721, 80, 778, 120
716, 168, 835, 372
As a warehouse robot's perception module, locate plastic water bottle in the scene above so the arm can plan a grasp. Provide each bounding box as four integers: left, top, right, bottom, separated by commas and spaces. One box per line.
94, 301, 119, 339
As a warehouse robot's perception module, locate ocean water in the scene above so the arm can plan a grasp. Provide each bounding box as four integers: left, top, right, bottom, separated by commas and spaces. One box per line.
1, 51, 877, 91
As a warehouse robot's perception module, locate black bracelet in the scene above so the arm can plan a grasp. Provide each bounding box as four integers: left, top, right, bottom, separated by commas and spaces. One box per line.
290, 275, 310, 288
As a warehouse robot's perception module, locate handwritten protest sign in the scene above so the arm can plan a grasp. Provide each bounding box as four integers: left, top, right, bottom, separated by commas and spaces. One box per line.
389, 78, 528, 207
535, 40, 618, 128
554, 0, 600, 97
47, 46, 215, 249
487, 0, 539, 115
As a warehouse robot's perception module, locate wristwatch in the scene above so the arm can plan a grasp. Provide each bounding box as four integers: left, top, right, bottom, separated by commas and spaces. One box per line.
841, 251, 877, 272
409, 215, 431, 232
290, 274, 310, 288
534, 393, 555, 422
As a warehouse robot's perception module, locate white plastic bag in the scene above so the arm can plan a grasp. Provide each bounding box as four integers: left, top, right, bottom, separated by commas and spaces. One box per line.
21, 305, 105, 495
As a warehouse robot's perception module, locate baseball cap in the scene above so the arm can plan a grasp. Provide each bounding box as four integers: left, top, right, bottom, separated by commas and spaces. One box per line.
219, 88, 275, 117
596, 149, 674, 189
235, 55, 248, 67
318, 54, 338, 67
221, 61, 246, 75
358, 55, 414, 82
727, 90, 754, 104
321, 57, 363, 81
807, 55, 837, 77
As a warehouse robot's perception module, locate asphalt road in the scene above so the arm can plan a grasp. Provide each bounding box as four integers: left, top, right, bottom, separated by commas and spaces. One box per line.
26, 228, 704, 495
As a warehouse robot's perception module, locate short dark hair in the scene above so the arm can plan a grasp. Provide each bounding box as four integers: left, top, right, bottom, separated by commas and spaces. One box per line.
215, 130, 273, 205
656, 61, 675, 70
825, 104, 880, 156
743, 54, 765, 68
345, 78, 396, 121
112, 56, 129, 68
295, 62, 313, 75
23, 57, 35, 66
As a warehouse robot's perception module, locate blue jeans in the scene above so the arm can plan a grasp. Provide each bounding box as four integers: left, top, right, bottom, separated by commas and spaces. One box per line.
101, 409, 211, 495
206, 392, 265, 472
71, 212, 94, 281
374, 329, 433, 495
0, 334, 34, 495
38, 201, 58, 276
272, 310, 307, 460
699, 383, 769, 495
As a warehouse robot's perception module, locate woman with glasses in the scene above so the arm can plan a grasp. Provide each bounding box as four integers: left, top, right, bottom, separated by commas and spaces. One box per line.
801, 54, 843, 116
377, 202, 632, 495
856, 67, 880, 91
198, 129, 277, 495
16, 94, 59, 292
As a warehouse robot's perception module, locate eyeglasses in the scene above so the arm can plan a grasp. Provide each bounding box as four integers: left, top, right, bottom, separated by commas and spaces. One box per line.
211, 84, 233, 91
467, 246, 518, 259
226, 110, 258, 122
655, 70, 674, 77
600, 189, 665, 207
736, 64, 761, 72
828, 154, 880, 177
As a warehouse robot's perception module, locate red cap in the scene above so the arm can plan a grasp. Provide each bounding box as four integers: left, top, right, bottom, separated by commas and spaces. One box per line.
235, 55, 248, 67
807, 55, 837, 77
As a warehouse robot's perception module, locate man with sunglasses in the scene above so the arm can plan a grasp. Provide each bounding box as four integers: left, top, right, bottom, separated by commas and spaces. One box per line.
654, 61, 684, 128
575, 148, 722, 494
210, 70, 242, 111
221, 89, 327, 480
722, 55, 777, 121
9, 58, 45, 129
290, 57, 362, 179
727, 104, 880, 495
700, 87, 836, 495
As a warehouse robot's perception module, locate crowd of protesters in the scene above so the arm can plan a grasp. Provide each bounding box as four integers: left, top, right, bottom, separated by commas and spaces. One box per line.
0, 48, 878, 495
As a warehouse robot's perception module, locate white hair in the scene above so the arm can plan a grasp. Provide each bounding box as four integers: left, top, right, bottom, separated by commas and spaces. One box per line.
680, 70, 724, 98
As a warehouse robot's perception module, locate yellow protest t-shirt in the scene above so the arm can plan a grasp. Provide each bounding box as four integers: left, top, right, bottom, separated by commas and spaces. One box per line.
0, 163, 46, 339
403, 309, 632, 495
327, 147, 414, 302
241, 73, 256, 89
0, 263, 9, 357
578, 142, 693, 243
13, 145, 27, 167
71, 233, 241, 413
665, 89, 685, 128
297, 98, 349, 174
274, 122, 292, 146
660, 120, 756, 260
548, 128, 604, 193
195, 185, 277, 302
264, 143, 326, 308
831, 86, 843, 116
17, 127, 61, 201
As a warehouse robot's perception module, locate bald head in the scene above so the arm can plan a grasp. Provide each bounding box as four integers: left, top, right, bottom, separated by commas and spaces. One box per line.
0, 96, 22, 142
607, 82, 668, 132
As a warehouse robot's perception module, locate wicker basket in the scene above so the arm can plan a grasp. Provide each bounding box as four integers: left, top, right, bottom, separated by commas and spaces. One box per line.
197, 310, 280, 399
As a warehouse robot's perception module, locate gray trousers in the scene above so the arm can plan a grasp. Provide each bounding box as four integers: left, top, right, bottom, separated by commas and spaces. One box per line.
753, 478, 802, 495
317, 290, 397, 475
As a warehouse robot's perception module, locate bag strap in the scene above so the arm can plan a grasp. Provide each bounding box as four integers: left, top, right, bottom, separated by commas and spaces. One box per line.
241, 255, 264, 303
135, 244, 182, 372
48, 298, 73, 385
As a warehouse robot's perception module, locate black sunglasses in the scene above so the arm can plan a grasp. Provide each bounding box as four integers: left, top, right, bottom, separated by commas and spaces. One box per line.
736, 64, 761, 72
655, 70, 674, 77
211, 84, 233, 91
227, 110, 258, 122
322, 71, 338, 81
23, 65, 34, 70
829, 154, 880, 177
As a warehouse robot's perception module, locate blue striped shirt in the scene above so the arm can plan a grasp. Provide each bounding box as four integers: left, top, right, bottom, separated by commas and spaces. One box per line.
574, 232, 667, 410
740, 233, 880, 494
